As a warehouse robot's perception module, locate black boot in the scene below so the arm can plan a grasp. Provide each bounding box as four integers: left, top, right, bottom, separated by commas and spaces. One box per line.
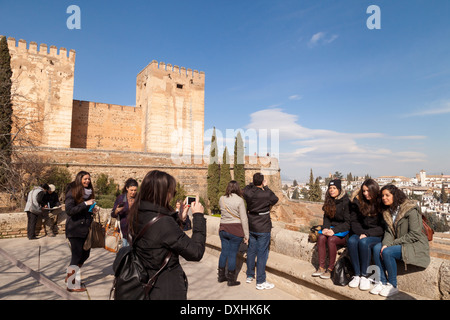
218, 267, 227, 283
227, 270, 240, 286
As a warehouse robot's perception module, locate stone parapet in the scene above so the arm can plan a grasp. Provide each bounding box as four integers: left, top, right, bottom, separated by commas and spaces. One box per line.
205, 216, 450, 300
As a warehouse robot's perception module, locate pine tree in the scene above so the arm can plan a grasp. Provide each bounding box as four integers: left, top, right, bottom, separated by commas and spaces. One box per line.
219, 147, 232, 198
233, 131, 245, 189
0, 36, 13, 184
207, 128, 220, 214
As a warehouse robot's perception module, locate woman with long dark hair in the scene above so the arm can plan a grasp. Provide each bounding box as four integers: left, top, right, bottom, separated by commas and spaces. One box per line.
111, 178, 138, 247
347, 179, 384, 290
217, 180, 249, 286
312, 179, 351, 279
127, 170, 206, 300
371, 184, 430, 297
64, 170, 96, 292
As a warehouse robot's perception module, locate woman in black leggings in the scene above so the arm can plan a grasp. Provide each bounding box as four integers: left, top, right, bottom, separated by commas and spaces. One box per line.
64, 171, 96, 292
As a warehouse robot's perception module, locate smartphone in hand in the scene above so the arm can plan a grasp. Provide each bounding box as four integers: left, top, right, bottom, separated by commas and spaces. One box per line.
88, 202, 97, 212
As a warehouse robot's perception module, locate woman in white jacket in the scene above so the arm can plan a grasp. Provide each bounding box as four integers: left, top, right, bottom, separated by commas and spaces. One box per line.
218, 180, 249, 286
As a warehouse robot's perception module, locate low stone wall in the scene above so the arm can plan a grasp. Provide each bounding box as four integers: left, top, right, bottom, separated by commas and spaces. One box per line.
2, 211, 449, 299
0, 208, 112, 239
205, 216, 450, 300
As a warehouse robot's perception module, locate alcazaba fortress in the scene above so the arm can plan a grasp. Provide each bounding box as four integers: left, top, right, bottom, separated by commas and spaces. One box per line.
4, 37, 281, 203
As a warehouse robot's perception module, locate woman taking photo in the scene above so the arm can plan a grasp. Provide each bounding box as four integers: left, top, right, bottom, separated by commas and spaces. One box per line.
127, 170, 206, 300
348, 179, 384, 290
64, 170, 96, 292
218, 180, 249, 286
111, 178, 138, 247
312, 179, 351, 279
371, 184, 430, 297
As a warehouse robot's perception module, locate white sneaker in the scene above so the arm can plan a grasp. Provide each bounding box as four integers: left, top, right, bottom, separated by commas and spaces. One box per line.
359, 276, 371, 291
348, 276, 360, 288
379, 283, 399, 297
370, 282, 384, 295
256, 281, 275, 290
246, 277, 254, 283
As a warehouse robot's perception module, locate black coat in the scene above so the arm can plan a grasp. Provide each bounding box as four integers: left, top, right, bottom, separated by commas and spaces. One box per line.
64, 189, 93, 238
243, 184, 279, 233
133, 201, 206, 300
350, 197, 384, 238
322, 190, 351, 235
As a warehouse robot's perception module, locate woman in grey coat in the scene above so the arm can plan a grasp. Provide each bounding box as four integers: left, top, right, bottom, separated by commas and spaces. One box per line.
218, 180, 249, 286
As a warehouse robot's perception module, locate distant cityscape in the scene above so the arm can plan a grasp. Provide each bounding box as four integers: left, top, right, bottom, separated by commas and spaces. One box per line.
282, 169, 450, 224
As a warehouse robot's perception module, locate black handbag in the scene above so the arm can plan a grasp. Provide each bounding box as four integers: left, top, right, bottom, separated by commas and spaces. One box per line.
331, 253, 354, 286
110, 214, 172, 300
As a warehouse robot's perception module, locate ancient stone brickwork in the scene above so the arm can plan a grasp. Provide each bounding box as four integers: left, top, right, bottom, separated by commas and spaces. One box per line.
6, 37, 75, 148
136, 60, 205, 155
70, 100, 142, 151
6, 37, 281, 199
30, 147, 281, 199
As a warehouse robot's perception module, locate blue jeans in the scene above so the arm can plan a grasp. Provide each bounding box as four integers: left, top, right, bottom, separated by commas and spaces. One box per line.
219, 230, 243, 272
246, 231, 271, 284
347, 234, 381, 277
373, 242, 402, 287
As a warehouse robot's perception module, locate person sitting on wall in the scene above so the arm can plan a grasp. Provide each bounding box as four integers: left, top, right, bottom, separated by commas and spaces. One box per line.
312, 179, 351, 279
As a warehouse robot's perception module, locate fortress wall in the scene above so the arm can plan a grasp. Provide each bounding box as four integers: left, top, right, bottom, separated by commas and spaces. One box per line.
70, 100, 142, 151
27, 147, 281, 200
136, 60, 205, 156
6, 37, 75, 148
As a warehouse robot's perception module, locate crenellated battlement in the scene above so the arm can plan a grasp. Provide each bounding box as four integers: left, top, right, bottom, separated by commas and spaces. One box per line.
138, 59, 205, 81
4, 37, 76, 61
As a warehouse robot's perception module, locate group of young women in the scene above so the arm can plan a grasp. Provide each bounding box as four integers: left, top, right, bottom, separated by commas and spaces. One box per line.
63, 169, 431, 299
64, 170, 206, 298
312, 178, 430, 297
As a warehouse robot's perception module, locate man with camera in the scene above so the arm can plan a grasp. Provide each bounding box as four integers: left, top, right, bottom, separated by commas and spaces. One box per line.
243, 173, 279, 290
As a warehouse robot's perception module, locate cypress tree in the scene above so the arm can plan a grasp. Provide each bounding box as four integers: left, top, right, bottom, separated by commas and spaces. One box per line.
219, 146, 232, 198
307, 169, 314, 201
207, 128, 220, 214
0, 36, 13, 185
233, 131, 245, 189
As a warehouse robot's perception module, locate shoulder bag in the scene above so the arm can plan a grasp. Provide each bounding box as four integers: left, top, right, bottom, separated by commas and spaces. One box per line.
110, 214, 172, 300
83, 210, 105, 250
422, 214, 434, 241
105, 218, 122, 253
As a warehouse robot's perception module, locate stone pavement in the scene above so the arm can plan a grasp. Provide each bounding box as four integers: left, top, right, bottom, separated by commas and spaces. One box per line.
0, 234, 331, 301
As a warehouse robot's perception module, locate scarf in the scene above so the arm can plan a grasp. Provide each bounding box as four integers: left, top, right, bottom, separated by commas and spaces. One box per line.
83, 188, 92, 200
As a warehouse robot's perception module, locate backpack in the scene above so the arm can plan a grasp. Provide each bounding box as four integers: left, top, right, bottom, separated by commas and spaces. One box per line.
109, 214, 172, 300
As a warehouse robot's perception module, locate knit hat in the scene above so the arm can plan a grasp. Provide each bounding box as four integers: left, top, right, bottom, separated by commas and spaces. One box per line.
49, 184, 56, 192
328, 179, 342, 191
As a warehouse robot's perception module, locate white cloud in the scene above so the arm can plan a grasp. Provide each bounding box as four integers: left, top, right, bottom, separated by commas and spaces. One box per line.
245, 108, 428, 178
289, 94, 302, 100
308, 32, 339, 47
404, 100, 450, 117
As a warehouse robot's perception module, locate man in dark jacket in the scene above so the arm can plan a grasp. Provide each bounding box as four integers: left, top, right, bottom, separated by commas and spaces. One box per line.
243, 173, 279, 290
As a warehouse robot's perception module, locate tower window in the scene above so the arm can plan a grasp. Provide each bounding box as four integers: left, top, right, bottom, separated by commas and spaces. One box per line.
177, 84, 183, 89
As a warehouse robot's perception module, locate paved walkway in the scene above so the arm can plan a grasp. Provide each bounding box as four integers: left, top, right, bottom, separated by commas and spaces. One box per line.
0, 234, 332, 301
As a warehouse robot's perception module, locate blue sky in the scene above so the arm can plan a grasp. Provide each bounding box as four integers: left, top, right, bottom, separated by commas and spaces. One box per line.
1, 0, 449, 182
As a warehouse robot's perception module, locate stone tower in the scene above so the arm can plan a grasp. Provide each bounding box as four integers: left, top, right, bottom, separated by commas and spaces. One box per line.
136, 60, 205, 157
6, 37, 76, 148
